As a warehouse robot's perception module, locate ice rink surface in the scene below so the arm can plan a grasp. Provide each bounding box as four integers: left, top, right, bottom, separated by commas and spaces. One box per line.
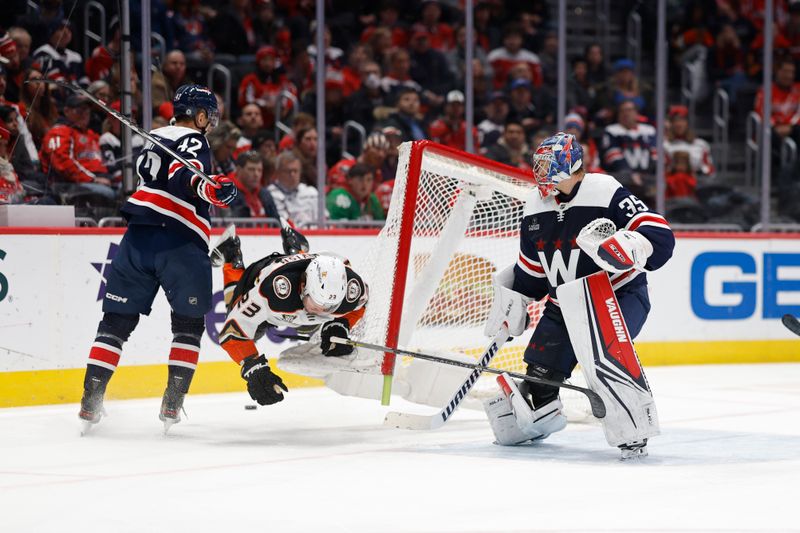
1, 363, 799, 533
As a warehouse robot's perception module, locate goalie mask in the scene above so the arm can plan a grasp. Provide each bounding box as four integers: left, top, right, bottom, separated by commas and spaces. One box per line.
531, 132, 583, 198
303, 255, 347, 314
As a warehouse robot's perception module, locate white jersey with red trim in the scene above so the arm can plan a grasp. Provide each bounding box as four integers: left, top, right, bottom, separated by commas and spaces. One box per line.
512, 172, 674, 305
123, 125, 213, 249
220, 253, 368, 346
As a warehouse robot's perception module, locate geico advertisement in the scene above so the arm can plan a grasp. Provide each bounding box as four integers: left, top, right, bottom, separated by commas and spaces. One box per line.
641, 236, 800, 342
0, 233, 798, 372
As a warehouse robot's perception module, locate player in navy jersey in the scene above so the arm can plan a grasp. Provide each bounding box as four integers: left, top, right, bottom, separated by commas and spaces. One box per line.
78, 85, 238, 434
483, 132, 674, 452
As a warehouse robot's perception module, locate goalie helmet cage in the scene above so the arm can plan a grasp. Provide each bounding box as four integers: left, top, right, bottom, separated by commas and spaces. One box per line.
346, 140, 568, 408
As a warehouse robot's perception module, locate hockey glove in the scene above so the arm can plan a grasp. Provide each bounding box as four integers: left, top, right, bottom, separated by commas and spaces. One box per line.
484, 265, 532, 338
240, 355, 288, 405
577, 218, 653, 273
320, 318, 353, 357
280, 223, 310, 255
196, 175, 238, 208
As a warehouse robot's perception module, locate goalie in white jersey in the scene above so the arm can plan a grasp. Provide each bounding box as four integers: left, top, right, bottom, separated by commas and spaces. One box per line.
210, 225, 369, 406
483, 132, 674, 458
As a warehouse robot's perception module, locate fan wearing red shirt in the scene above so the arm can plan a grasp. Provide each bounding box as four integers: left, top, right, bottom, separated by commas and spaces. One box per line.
238, 46, 297, 128
754, 57, 800, 141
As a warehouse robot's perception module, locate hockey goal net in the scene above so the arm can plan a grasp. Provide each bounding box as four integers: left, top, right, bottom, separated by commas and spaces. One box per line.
343, 141, 590, 418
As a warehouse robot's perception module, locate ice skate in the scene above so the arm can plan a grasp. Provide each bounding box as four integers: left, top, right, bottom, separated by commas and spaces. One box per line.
78, 377, 107, 436
619, 440, 648, 460
159, 381, 187, 435
210, 224, 243, 269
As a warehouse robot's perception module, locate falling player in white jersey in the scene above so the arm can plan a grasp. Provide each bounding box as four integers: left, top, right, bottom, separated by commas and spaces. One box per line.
209, 225, 369, 406
483, 132, 674, 458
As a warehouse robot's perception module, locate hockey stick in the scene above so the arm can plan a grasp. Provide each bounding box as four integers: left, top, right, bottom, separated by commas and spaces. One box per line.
26, 79, 217, 187
782, 314, 800, 336
279, 333, 607, 419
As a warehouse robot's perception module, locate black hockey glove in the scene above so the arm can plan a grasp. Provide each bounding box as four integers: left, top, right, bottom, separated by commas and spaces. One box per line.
240, 355, 288, 405
281, 224, 310, 255
320, 318, 354, 357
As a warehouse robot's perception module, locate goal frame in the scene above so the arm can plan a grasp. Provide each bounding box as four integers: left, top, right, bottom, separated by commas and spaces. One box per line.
379, 140, 537, 404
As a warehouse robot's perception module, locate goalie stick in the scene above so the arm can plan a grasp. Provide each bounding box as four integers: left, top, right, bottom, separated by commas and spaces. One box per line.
782, 314, 800, 336
28, 79, 309, 241
279, 333, 607, 419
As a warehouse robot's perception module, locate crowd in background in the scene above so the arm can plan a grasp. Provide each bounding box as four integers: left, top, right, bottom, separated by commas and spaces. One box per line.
0, 0, 798, 226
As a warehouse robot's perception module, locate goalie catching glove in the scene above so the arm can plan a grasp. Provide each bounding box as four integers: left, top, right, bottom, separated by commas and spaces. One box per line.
484, 265, 531, 338
240, 355, 288, 405
577, 218, 653, 273
193, 174, 238, 208
320, 318, 353, 357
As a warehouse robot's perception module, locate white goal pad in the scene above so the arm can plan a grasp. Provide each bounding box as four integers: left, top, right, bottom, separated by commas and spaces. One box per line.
556, 272, 660, 446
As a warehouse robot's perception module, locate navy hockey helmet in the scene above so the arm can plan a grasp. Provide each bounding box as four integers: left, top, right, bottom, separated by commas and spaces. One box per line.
531, 132, 583, 198
172, 84, 219, 128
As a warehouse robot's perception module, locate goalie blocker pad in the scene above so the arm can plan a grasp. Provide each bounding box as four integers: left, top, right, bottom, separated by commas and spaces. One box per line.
556, 271, 659, 447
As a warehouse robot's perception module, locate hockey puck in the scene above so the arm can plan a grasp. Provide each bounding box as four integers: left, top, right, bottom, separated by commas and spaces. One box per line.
245, 404, 257, 410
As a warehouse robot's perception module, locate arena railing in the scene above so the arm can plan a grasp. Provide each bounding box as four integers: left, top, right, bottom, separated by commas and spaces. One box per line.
745, 111, 762, 187
207, 63, 232, 119
152, 32, 166, 68
84, 0, 106, 58
626, 11, 642, 80
680, 61, 700, 130
670, 223, 743, 232
275, 90, 300, 143
342, 120, 366, 159
750, 222, 800, 232
781, 136, 797, 171
75, 217, 99, 227
712, 88, 730, 179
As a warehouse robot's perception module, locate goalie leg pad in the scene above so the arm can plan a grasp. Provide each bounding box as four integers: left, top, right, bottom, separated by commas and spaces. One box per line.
556, 272, 660, 448
483, 374, 567, 446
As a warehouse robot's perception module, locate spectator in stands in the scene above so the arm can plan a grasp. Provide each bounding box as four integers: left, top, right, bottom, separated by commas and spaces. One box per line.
429, 90, 479, 151
564, 112, 601, 173
507, 78, 553, 134
382, 87, 427, 142
39, 94, 115, 201
664, 104, 715, 180
278, 112, 315, 152
249, 130, 278, 176
20, 68, 57, 149
484, 120, 530, 169
207, 121, 242, 176
342, 43, 372, 98
471, 58, 493, 111
567, 57, 594, 111
366, 26, 394, 68
208, 0, 256, 57
8, 27, 32, 68
785, 3, 800, 65
585, 43, 606, 88
409, 28, 454, 107
0, 32, 22, 103
748, 21, 791, 80
448, 24, 493, 90
33, 19, 85, 86
538, 31, 559, 89
594, 58, 653, 124
292, 126, 320, 187
0, 64, 39, 169
709, 23, 747, 105
327, 162, 385, 221
716, 0, 755, 48
488, 23, 542, 90
601, 99, 657, 200
85, 17, 120, 82
170, 0, 215, 64
473, 1, 500, 52
299, 75, 346, 159
418, 1, 454, 51
344, 61, 389, 133
161, 50, 189, 99
479, 90, 509, 148
268, 150, 318, 227
360, 1, 408, 49
87, 80, 112, 134
239, 45, 298, 128
308, 24, 344, 73
234, 103, 264, 157
665, 150, 697, 199
0, 123, 24, 204
755, 57, 800, 146
328, 132, 390, 190
227, 151, 281, 219
382, 48, 423, 101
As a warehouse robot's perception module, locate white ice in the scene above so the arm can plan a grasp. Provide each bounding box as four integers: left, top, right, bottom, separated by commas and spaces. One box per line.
1, 364, 799, 533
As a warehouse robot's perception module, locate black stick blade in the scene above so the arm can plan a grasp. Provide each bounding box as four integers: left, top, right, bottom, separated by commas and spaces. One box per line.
585, 390, 607, 418
782, 314, 800, 336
